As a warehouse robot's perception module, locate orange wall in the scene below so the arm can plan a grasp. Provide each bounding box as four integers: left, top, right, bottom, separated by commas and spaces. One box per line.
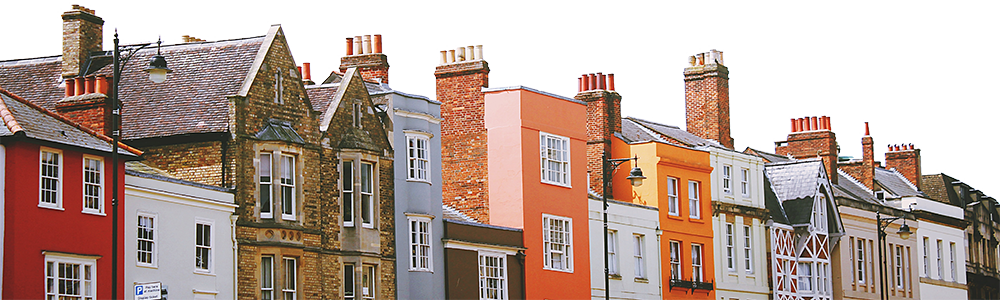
617, 141, 716, 299
485, 88, 591, 300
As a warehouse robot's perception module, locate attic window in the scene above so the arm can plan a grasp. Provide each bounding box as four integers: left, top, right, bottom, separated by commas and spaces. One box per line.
274, 69, 284, 104
352, 102, 362, 128
875, 191, 885, 200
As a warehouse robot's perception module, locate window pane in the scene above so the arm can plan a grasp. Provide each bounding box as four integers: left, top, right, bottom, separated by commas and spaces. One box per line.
343, 161, 354, 224
260, 154, 272, 215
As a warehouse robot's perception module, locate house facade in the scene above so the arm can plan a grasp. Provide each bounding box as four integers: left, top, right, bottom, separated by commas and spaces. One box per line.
922, 173, 994, 300
0, 87, 141, 299
588, 195, 661, 299
442, 215, 526, 300
124, 162, 237, 299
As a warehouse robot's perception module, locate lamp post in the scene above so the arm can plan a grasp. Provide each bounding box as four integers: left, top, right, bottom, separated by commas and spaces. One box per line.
875, 209, 912, 300
602, 153, 645, 300
110, 31, 171, 299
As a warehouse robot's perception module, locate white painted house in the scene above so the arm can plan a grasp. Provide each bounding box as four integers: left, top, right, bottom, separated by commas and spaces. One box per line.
124, 162, 236, 300
588, 194, 661, 300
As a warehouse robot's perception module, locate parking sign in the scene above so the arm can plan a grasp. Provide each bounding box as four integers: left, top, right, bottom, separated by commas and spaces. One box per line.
134, 282, 161, 300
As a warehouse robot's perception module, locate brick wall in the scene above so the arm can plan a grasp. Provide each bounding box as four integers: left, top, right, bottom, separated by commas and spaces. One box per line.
684, 62, 733, 149
436, 60, 490, 223
775, 130, 839, 184
576, 89, 622, 195
141, 140, 225, 186
55, 94, 110, 135
340, 54, 389, 84
886, 145, 921, 188
61, 5, 103, 78
840, 134, 876, 190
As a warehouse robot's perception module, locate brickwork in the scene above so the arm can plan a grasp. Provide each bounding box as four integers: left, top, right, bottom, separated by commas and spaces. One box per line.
55, 94, 109, 135
141, 140, 225, 186
340, 54, 390, 84
840, 134, 876, 190
61, 5, 103, 78
576, 89, 622, 195
436, 60, 490, 223
775, 130, 839, 184
684, 63, 733, 149
886, 146, 921, 188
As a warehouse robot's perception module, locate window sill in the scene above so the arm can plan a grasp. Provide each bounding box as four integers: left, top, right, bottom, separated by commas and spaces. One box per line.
608, 274, 622, 280
540, 180, 572, 189
194, 270, 216, 276
634, 277, 649, 283
137, 263, 158, 269
82, 210, 106, 217
38, 204, 64, 211
543, 266, 574, 273
666, 214, 684, 221
361, 223, 375, 229
408, 268, 434, 273
688, 218, 706, 224
281, 215, 297, 221
406, 179, 432, 185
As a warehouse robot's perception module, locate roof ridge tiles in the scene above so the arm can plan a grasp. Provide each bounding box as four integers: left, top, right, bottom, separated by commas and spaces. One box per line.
0, 86, 142, 156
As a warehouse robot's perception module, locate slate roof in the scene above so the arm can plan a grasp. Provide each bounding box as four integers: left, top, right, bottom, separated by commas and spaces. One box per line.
624, 117, 722, 147
875, 167, 921, 197
126, 161, 230, 193
255, 119, 305, 144
0, 36, 265, 140
833, 170, 880, 204
0, 87, 141, 156
306, 83, 340, 114
764, 159, 826, 226
744, 147, 792, 163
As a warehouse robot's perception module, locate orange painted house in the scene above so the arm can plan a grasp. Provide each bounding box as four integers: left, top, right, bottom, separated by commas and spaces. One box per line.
612, 138, 717, 299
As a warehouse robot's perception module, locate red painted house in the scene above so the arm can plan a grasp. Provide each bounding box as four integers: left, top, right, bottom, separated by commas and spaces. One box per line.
0, 87, 141, 299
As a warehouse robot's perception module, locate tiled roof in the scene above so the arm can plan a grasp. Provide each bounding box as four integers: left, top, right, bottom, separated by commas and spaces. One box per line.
0, 87, 140, 156
126, 161, 230, 193
765, 159, 824, 202
625, 117, 720, 147
834, 170, 880, 204
305, 83, 340, 115
744, 147, 792, 163
875, 167, 922, 197
621, 118, 667, 143
0, 37, 264, 140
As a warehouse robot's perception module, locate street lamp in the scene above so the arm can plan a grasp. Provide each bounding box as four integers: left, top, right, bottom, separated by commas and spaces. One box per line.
602, 154, 645, 300
111, 31, 171, 300
875, 208, 913, 300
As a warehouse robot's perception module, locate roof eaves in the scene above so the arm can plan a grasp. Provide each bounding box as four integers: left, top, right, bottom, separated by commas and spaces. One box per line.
482, 86, 586, 106
237, 25, 281, 97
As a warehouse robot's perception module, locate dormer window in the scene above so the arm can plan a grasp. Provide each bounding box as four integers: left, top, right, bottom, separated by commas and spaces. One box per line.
875, 191, 885, 200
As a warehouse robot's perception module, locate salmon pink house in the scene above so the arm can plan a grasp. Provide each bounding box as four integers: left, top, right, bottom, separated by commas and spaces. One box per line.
0, 87, 141, 299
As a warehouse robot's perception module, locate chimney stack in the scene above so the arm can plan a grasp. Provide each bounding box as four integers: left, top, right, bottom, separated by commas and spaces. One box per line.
576, 72, 622, 195
56, 74, 112, 135
340, 34, 390, 84
436, 44, 490, 223
775, 115, 839, 184
840, 122, 876, 190
301, 62, 314, 85
885, 143, 922, 189
684, 49, 733, 149
61, 5, 104, 79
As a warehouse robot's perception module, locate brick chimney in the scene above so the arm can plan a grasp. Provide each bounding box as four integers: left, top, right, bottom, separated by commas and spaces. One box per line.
685, 49, 733, 149
340, 34, 390, 84
775, 116, 838, 184
436, 44, 490, 223
839, 122, 875, 190
56, 75, 112, 135
575, 73, 621, 195
885, 143, 921, 189
61, 5, 104, 79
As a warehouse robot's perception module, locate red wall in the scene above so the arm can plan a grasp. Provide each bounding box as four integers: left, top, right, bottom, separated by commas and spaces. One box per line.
3, 141, 123, 299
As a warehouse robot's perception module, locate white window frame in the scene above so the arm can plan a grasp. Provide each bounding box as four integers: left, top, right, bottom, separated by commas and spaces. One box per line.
725, 223, 735, 271
937, 239, 944, 279
262, 256, 275, 300
667, 177, 679, 216
344, 264, 355, 300
542, 214, 573, 272
362, 264, 376, 300
44, 252, 96, 300
39, 147, 63, 209
634, 234, 646, 279
857, 238, 866, 284
692, 244, 703, 282
950, 242, 957, 281
923, 237, 930, 276
478, 251, 508, 300
722, 165, 732, 194
669, 241, 681, 280
360, 162, 375, 228
342, 160, 355, 227
743, 225, 753, 274
195, 219, 214, 274
260, 153, 274, 219
895, 245, 904, 289
798, 262, 813, 291
82, 155, 104, 215
406, 133, 431, 182
283, 257, 297, 300
608, 230, 618, 275
408, 215, 433, 272
689, 181, 700, 219
136, 212, 157, 267
279, 154, 296, 221
740, 168, 750, 197
539, 132, 570, 187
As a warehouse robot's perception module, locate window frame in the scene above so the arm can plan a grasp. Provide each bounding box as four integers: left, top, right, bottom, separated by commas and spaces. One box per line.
262, 256, 275, 300
923, 237, 930, 276
39, 147, 63, 209
405, 133, 431, 183
937, 239, 944, 279
539, 132, 570, 187
344, 264, 356, 300
798, 262, 813, 291
607, 230, 619, 275
194, 219, 214, 274
692, 243, 703, 282
634, 234, 646, 279
408, 215, 433, 272
857, 238, 867, 284
360, 161, 375, 228
362, 264, 376, 300
667, 177, 679, 216
895, 245, 904, 289
342, 160, 355, 227
259, 153, 274, 219
740, 167, 750, 197
479, 250, 509, 300
743, 225, 753, 274
725, 223, 735, 271
722, 165, 732, 195
136, 212, 157, 268
669, 241, 681, 280
279, 154, 296, 221
283, 257, 297, 300
542, 214, 573, 272
950, 242, 957, 281
44, 252, 97, 300
688, 180, 700, 219
82, 155, 104, 215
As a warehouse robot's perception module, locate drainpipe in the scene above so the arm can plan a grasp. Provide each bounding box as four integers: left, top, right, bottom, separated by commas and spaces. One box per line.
231, 215, 239, 298
656, 227, 663, 297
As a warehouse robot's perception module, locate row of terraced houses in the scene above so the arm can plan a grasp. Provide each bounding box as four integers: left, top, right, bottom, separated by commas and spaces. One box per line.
0, 5, 993, 300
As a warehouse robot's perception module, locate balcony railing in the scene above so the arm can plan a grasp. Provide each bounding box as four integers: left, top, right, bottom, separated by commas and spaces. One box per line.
669, 278, 714, 293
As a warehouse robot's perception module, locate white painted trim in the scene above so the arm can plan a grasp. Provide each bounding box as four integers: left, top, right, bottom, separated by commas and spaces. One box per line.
81, 155, 105, 215
38, 147, 63, 209
395, 109, 442, 124
442, 239, 520, 256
